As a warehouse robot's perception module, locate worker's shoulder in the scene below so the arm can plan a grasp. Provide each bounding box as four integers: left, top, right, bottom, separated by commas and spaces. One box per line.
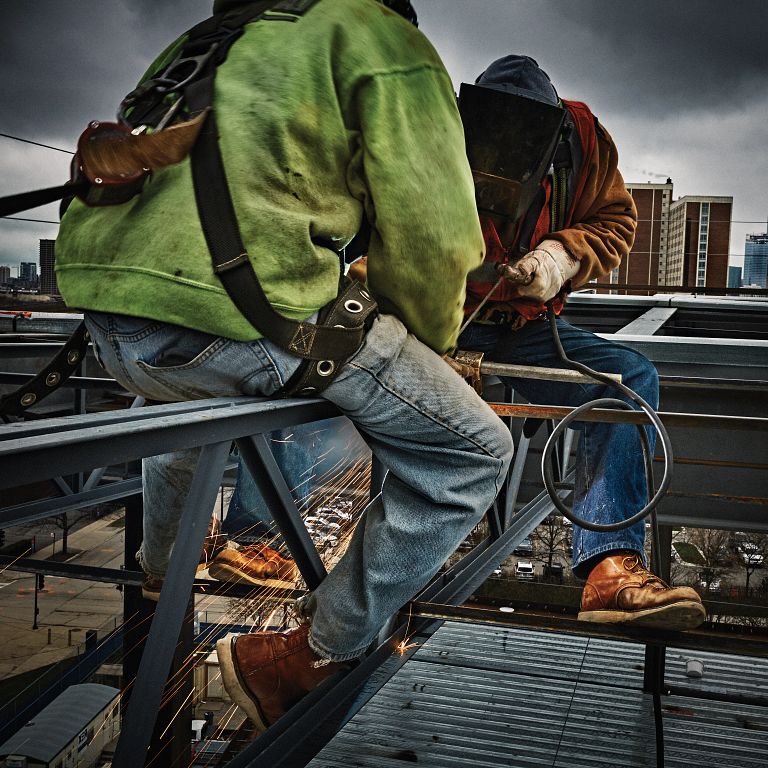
312, 0, 443, 69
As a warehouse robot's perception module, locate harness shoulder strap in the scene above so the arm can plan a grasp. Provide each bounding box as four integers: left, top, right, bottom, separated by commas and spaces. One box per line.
185, 0, 373, 362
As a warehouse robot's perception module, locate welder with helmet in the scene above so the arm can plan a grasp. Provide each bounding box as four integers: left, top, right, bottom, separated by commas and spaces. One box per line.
458, 54, 704, 631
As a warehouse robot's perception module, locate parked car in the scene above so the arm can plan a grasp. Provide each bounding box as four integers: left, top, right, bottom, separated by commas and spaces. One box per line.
513, 537, 534, 556
515, 560, 535, 580
699, 575, 722, 593
543, 563, 565, 583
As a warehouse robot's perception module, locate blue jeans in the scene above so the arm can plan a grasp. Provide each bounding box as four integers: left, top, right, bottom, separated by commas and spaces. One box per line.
85, 312, 513, 661
225, 417, 369, 548
459, 318, 659, 577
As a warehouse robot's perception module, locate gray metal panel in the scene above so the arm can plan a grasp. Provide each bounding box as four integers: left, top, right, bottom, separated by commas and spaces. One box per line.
616, 307, 678, 336
309, 623, 768, 768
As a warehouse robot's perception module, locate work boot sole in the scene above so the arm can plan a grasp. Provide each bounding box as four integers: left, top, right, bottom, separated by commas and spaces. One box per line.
578, 599, 706, 631
216, 636, 270, 733
141, 585, 162, 602
208, 561, 296, 590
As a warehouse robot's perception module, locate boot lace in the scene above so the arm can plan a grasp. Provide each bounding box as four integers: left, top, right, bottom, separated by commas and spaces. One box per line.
621, 554, 669, 588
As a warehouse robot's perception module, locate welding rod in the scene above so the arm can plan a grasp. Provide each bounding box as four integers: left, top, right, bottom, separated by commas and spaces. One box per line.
479, 360, 622, 385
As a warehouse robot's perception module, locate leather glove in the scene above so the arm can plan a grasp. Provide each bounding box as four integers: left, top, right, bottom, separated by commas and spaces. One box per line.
442, 354, 483, 394
347, 256, 368, 283
500, 239, 580, 302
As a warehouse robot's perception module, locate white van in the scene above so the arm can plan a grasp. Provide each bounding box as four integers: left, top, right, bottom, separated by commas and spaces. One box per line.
515, 561, 535, 580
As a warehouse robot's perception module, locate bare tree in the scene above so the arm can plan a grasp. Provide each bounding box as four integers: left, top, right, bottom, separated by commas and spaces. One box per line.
733, 532, 768, 591
686, 528, 733, 590
531, 515, 570, 573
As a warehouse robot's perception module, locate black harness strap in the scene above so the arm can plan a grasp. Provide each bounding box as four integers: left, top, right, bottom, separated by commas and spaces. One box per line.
184, 1, 372, 363
0, 322, 89, 420
0, 181, 88, 219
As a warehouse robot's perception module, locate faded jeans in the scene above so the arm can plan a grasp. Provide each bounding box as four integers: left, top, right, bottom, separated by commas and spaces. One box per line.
84, 312, 513, 661
459, 317, 659, 577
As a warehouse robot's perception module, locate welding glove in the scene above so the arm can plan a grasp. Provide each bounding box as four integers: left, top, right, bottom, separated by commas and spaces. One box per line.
500, 239, 580, 302
347, 256, 368, 283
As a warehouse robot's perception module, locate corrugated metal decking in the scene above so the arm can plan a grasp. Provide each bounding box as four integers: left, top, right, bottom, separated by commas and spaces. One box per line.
309, 623, 768, 767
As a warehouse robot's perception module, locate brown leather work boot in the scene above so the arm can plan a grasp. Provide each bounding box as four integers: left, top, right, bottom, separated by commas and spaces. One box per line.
578, 552, 706, 631
199, 516, 227, 570
216, 624, 348, 731
141, 516, 227, 601
208, 542, 298, 588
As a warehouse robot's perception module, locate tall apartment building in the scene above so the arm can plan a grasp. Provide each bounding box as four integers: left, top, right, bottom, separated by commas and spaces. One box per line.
19, 261, 38, 283
616, 180, 674, 293
666, 196, 731, 289
0, 265, 11, 285
742, 232, 768, 288
39, 238, 60, 295
594, 181, 733, 293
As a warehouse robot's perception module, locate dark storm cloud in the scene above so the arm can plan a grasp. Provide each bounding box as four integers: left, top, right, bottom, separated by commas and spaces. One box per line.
553, 0, 768, 114
0, 0, 766, 270
419, 0, 767, 118
0, 0, 210, 144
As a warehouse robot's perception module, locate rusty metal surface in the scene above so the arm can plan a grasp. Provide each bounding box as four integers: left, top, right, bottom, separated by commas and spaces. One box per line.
488, 401, 768, 431
482, 359, 623, 384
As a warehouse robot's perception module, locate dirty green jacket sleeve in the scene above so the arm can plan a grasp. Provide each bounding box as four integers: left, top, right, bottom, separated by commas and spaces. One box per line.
355, 65, 484, 354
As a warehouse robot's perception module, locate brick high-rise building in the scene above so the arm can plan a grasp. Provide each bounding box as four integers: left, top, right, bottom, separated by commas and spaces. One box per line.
666, 196, 732, 289
39, 238, 60, 295
0, 265, 11, 285
617, 180, 674, 293
594, 182, 733, 294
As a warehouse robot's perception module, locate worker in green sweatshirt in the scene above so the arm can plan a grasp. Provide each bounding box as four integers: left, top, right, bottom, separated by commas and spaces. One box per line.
55, 0, 512, 731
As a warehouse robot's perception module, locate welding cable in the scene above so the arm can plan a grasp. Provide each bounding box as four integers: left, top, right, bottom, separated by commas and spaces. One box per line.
540, 302, 672, 547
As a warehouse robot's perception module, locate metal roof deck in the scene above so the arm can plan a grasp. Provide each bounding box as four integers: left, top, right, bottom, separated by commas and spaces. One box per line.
309, 623, 768, 768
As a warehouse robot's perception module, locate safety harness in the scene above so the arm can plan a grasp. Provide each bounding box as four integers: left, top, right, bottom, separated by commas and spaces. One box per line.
0, 0, 377, 417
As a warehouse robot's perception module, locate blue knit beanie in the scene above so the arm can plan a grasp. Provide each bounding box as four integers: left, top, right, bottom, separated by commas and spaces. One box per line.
475, 55, 559, 106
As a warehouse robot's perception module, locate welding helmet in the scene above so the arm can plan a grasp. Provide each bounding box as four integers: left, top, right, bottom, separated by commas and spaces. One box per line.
459, 55, 565, 237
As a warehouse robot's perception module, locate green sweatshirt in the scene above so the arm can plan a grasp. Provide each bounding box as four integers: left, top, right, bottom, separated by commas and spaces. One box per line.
56, 0, 483, 353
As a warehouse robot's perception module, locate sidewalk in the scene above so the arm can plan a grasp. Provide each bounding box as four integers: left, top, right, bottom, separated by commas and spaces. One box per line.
0, 513, 125, 679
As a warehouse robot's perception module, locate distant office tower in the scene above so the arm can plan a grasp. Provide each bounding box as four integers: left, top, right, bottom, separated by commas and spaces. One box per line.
666, 196, 732, 289
39, 238, 60, 295
19, 261, 38, 283
742, 233, 768, 288
613, 180, 674, 294
0, 265, 11, 285
727, 265, 742, 289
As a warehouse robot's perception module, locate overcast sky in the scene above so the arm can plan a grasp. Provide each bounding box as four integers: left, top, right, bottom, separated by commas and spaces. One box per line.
1, 0, 766, 274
